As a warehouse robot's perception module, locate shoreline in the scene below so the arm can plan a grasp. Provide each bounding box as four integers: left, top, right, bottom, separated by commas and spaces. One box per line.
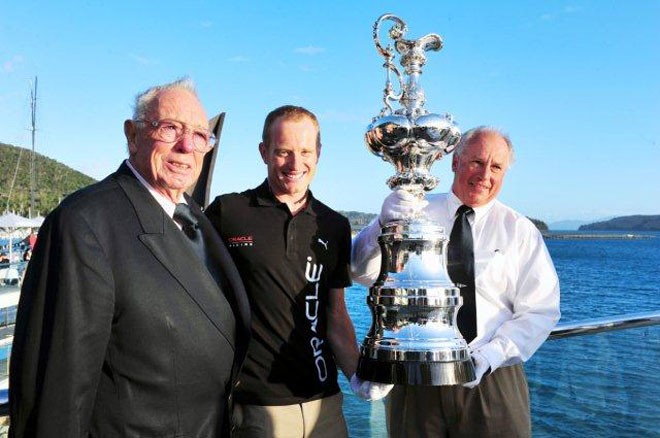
542, 233, 655, 240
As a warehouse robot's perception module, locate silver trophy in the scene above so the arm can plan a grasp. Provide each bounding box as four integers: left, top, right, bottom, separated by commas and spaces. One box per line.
356, 14, 475, 385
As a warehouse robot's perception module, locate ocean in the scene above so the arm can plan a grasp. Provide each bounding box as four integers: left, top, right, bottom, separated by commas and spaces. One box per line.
340, 231, 660, 437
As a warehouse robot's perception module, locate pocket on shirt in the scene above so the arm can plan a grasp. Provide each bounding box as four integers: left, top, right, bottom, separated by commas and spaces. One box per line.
474, 250, 508, 294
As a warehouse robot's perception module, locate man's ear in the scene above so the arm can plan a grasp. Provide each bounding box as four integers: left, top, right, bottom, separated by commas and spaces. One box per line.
124, 120, 138, 154
258, 142, 268, 164
451, 154, 459, 172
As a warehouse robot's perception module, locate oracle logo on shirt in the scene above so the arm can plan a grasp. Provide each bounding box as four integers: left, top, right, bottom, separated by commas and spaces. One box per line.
304, 256, 328, 383
227, 235, 254, 247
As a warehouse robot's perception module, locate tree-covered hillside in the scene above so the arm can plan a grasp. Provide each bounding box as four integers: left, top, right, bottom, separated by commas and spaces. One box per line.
579, 215, 660, 231
339, 211, 378, 231
1, 142, 96, 216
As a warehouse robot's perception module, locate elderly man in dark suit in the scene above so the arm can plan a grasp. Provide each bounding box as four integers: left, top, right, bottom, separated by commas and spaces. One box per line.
9, 78, 250, 437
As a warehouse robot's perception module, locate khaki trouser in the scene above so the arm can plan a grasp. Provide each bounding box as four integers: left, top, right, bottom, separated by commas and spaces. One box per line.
232, 392, 348, 438
386, 364, 531, 438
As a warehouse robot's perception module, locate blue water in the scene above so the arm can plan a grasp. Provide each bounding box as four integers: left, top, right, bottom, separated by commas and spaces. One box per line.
341, 231, 660, 437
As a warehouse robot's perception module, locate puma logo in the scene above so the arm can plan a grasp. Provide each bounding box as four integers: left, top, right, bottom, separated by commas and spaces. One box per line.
317, 238, 329, 250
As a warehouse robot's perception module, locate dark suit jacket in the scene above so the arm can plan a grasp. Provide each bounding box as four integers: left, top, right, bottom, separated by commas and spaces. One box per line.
9, 163, 251, 437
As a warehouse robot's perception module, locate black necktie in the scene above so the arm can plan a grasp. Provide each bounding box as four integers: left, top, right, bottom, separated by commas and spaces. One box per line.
173, 203, 207, 265
447, 205, 477, 343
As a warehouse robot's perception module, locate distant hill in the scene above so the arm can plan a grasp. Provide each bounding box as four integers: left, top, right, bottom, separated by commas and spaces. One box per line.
579, 215, 660, 231
339, 211, 378, 231
528, 218, 548, 232
1, 142, 96, 216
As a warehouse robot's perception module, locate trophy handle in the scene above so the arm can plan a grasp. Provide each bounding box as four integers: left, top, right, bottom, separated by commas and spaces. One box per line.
373, 14, 406, 116
373, 14, 407, 60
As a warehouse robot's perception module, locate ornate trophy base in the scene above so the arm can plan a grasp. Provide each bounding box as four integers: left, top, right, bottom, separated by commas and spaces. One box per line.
357, 356, 475, 386
357, 335, 475, 385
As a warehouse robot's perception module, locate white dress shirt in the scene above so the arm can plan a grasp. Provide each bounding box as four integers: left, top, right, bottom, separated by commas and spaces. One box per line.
125, 159, 185, 228
351, 191, 561, 372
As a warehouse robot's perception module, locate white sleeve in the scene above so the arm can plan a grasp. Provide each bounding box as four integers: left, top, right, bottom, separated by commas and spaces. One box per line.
478, 227, 561, 371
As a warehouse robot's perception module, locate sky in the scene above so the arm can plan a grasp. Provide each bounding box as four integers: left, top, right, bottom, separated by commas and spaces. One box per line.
1, 1, 659, 224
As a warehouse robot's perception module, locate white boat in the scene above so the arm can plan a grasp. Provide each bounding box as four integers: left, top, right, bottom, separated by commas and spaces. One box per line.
0, 287, 20, 406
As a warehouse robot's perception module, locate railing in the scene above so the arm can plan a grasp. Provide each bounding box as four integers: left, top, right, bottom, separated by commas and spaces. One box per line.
342, 311, 660, 437
527, 312, 660, 437
548, 311, 660, 339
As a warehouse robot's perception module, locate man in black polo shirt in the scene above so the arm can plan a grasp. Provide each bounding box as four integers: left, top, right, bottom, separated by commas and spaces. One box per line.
206, 105, 389, 437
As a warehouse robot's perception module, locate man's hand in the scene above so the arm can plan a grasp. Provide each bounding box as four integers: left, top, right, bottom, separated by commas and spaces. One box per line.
462, 351, 490, 389
350, 374, 394, 401
379, 189, 428, 225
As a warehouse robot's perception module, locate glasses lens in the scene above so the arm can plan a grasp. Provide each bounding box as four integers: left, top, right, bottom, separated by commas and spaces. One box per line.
143, 119, 214, 151
193, 132, 215, 151
158, 121, 182, 143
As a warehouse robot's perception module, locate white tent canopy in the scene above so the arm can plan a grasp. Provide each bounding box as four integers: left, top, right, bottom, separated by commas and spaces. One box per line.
0, 212, 37, 229
28, 215, 44, 227
0, 212, 40, 266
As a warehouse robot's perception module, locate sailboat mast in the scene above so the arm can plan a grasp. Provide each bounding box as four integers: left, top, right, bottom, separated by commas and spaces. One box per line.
29, 76, 37, 219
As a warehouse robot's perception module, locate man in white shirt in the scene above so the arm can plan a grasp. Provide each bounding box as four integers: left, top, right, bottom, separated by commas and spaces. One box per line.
351, 126, 561, 437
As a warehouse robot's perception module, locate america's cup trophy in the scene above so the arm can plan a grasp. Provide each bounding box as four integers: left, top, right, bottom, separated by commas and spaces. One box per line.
356, 14, 476, 385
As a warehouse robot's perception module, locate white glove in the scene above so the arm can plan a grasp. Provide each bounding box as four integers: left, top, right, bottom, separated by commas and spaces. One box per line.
350, 374, 394, 401
462, 350, 490, 389
379, 189, 429, 225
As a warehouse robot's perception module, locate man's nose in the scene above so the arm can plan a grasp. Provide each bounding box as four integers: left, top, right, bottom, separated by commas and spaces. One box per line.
175, 131, 197, 153
287, 152, 301, 167
476, 164, 491, 179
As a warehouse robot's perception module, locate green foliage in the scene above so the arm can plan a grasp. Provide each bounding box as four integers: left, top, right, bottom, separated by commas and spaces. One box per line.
339, 210, 378, 232
1, 142, 96, 216
528, 217, 549, 231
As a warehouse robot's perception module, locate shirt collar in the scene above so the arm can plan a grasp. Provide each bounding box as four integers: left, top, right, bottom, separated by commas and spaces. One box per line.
253, 179, 318, 216
448, 190, 496, 223
125, 159, 185, 219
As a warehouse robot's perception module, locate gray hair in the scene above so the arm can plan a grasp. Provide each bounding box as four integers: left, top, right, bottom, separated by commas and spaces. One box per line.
454, 126, 515, 165
131, 77, 198, 120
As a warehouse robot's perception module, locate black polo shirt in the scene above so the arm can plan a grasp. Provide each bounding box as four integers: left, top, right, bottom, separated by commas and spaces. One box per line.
206, 180, 352, 405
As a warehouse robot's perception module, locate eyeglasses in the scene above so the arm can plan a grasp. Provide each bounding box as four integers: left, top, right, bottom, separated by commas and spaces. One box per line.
135, 119, 216, 153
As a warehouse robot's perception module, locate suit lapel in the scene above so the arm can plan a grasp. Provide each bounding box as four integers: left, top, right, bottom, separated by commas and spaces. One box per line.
114, 164, 236, 347
193, 203, 251, 335
189, 198, 251, 343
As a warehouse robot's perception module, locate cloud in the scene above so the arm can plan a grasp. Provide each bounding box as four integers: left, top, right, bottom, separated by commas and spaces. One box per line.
128, 53, 155, 66
3, 55, 24, 73
228, 55, 250, 63
294, 46, 325, 55
540, 5, 581, 21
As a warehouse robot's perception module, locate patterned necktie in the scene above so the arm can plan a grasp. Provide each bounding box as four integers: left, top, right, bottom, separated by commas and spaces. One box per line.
173, 203, 207, 265
447, 205, 477, 343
